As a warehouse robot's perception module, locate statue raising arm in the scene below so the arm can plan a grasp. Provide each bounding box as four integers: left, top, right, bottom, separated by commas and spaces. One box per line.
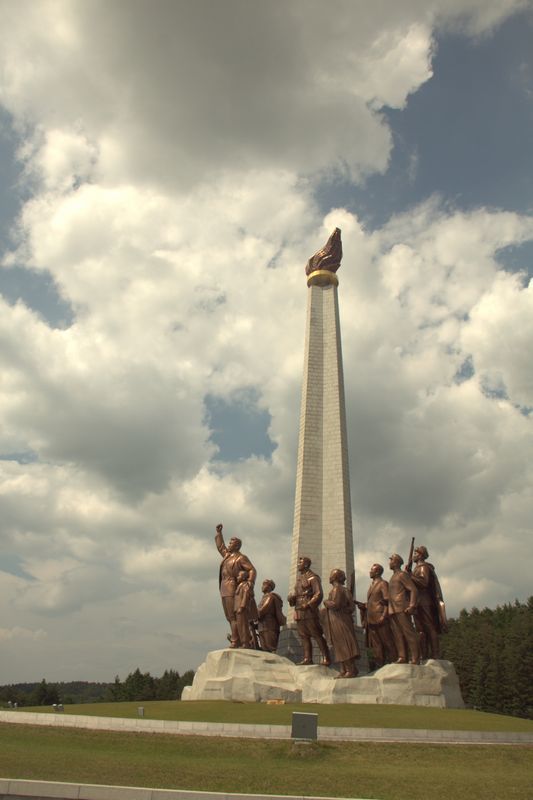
215, 523, 228, 556
214, 523, 256, 584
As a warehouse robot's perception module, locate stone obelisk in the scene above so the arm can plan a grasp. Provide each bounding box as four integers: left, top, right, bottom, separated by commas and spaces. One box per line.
277, 227, 364, 664
285, 228, 356, 618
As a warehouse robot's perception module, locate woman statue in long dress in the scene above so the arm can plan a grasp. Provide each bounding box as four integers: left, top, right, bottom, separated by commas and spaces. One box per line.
323, 568, 360, 678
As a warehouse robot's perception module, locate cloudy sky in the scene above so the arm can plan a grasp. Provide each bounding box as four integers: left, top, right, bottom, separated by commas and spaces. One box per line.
0, 0, 532, 683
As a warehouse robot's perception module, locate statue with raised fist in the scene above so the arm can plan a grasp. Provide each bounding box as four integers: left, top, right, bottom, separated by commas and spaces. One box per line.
215, 523, 256, 648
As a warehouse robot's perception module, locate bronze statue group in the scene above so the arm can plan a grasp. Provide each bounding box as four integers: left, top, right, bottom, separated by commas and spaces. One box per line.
215, 524, 446, 677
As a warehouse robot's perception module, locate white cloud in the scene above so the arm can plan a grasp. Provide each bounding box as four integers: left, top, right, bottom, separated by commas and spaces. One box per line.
32, 128, 97, 192
0, 0, 519, 191
462, 273, 533, 409
0, 626, 46, 642
347, 23, 435, 110
433, 0, 529, 35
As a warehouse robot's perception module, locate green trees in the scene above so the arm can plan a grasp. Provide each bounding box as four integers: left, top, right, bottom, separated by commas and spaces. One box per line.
441, 597, 533, 719
0, 669, 195, 706
104, 668, 194, 702
29, 679, 60, 706
158, 668, 195, 700
105, 668, 154, 701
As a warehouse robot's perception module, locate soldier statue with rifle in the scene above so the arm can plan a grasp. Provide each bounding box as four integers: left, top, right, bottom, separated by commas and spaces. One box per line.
406, 542, 447, 659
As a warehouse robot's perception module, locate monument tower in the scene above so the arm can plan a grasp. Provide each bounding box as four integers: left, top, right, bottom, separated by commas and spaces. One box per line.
288, 228, 355, 620
184, 228, 462, 702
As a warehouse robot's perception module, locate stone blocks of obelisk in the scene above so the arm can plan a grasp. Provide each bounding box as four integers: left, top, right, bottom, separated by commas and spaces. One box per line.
287, 279, 354, 621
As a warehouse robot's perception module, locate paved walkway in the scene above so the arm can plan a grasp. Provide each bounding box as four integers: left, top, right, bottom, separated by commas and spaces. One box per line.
0, 710, 531, 745
1, 778, 372, 800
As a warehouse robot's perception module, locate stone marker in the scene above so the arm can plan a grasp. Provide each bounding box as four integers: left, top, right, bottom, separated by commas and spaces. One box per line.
291, 712, 318, 740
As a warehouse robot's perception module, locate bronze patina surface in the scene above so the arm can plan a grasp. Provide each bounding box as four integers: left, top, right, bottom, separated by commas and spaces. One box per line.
323, 568, 360, 678
305, 227, 343, 276
288, 556, 331, 666
407, 545, 447, 659
257, 579, 286, 653
357, 563, 397, 668
388, 553, 420, 665
215, 523, 257, 648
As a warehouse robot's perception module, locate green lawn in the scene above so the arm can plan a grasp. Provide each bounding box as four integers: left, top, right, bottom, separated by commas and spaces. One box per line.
0, 723, 530, 800
18, 699, 533, 732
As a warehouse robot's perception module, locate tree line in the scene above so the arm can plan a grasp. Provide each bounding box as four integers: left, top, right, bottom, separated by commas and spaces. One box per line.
440, 597, 533, 719
0, 668, 195, 707
107, 668, 195, 702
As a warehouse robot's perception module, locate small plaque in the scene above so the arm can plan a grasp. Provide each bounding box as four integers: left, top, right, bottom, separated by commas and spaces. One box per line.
291, 711, 318, 740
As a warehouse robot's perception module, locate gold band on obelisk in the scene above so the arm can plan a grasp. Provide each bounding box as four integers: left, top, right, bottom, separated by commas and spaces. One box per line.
306, 269, 339, 288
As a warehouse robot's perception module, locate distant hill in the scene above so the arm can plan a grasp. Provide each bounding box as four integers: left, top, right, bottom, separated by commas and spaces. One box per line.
0, 668, 194, 707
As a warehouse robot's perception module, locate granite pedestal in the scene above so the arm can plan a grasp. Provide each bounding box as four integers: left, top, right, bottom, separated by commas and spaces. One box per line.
182, 649, 464, 707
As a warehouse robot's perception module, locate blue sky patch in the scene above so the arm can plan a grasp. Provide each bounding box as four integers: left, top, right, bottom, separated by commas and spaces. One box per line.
204, 388, 276, 462
0, 554, 36, 581
0, 450, 39, 464
454, 356, 475, 384
496, 241, 533, 281
0, 266, 75, 329
316, 11, 533, 228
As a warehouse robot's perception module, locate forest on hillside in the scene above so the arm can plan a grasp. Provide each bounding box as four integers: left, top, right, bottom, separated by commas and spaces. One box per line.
441, 597, 533, 719
0, 668, 194, 707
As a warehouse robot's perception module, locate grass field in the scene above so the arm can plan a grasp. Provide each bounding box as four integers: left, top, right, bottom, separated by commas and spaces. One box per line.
0, 722, 530, 800
19, 698, 533, 732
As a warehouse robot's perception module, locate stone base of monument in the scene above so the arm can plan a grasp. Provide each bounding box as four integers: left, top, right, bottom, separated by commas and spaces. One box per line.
277, 623, 370, 674
181, 649, 464, 707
